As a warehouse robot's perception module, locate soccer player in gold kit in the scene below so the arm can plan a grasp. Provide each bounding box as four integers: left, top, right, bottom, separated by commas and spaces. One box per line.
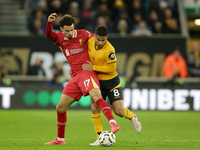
82, 26, 142, 146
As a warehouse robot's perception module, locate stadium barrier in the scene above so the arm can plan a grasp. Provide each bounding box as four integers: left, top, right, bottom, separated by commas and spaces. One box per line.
0, 77, 199, 111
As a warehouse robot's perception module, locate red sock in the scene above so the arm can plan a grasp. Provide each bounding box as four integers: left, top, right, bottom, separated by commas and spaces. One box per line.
57, 111, 66, 138
96, 98, 114, 121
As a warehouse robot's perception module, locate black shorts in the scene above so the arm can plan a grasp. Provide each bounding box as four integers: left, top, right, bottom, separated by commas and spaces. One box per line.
99, 75, 123, 104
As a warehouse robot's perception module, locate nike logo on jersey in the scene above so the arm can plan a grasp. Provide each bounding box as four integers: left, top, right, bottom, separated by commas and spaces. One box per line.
63, 42, 68, 45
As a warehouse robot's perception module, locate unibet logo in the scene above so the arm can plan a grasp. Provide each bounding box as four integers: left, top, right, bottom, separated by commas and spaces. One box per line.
23, 90, 92, 107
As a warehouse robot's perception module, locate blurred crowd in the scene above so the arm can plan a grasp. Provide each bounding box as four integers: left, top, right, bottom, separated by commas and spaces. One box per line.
24, 0, 181, 36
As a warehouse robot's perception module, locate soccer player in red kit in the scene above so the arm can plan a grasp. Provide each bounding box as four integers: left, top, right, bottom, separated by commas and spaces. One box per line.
44, 13, 120, 145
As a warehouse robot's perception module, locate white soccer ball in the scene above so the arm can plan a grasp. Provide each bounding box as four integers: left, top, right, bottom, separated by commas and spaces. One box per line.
98, 131, 116, 147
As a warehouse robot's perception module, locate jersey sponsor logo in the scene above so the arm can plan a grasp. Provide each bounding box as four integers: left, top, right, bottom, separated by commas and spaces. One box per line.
109, 53, 115, 60
63, 42, 68, 45
64, 48, 84, 56
79, 39, 82, 45
65, 49, 70, 56
83, 79, 90, 90
70, 48, 84, 54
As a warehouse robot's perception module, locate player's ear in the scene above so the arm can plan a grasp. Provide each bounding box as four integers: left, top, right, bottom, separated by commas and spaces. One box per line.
60, 27, 63, 32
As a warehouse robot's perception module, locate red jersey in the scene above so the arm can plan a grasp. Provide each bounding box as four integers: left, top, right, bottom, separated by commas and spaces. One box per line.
46, 22, 93, 77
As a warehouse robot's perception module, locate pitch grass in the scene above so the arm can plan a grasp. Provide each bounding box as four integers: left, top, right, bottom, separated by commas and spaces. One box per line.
0, 110, 200, 150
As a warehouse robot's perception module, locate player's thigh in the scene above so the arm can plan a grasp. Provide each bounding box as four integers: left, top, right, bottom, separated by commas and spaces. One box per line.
89, 88, 102, 102
57, 94, 76, 112
62, 77, 83, 100
76, 70, 101, 97
108, 87, 124, 116
108, 87, 123, 104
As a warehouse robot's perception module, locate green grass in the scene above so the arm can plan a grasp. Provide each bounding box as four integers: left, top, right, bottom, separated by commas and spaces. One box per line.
0, 110, 200, 150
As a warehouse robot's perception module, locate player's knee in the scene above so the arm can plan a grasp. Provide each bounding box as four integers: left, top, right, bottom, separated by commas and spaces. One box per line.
91, 103, 100, 114
89, 89, 102, 102
56, 104, 66, 113
114, 109, 124, 117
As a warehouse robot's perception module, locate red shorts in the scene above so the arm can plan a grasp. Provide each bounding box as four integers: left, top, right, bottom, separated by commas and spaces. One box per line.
62, 70, 100, 100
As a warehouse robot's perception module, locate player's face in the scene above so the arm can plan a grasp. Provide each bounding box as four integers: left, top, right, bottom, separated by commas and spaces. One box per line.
95, 35, 108, 49
60, 24, 74, 39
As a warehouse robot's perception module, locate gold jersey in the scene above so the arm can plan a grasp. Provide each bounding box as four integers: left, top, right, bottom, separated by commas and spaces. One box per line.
88, 37, 118, 80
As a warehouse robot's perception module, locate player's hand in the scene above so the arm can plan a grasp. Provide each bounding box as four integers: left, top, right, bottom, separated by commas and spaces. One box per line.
48, 13, 57, 23
82, 61, 93, 71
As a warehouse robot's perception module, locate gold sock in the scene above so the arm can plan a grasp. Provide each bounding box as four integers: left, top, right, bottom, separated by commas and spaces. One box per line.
123, 108, 134, 120
92, 113, 103, 138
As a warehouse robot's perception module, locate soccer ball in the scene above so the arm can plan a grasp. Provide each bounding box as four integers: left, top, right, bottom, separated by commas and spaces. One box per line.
98, 131, 116, 147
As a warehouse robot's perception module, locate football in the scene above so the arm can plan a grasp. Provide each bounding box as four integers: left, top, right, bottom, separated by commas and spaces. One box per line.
98, 131, 116, 147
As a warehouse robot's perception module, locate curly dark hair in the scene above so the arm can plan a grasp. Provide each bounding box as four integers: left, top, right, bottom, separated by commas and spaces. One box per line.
59, 14, 75, 27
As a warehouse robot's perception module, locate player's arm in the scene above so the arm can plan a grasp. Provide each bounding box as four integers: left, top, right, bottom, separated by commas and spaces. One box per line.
45, 13, 58, 43
82, 61, 116, 73
93, 62, 116, 73
92, 50, 117, 73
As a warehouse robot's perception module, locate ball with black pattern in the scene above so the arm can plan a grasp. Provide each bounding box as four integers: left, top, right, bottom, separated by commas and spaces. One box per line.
98, 131, 116, 147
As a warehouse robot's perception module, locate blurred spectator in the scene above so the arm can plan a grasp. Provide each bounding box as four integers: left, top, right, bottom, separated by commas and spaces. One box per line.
67, 1, 83, 29
132, 20, 152, 36
126, 0, 144, 19
95, 2, 113, 25
96, 16, 113, 33
82, 0, 97, 32
147, 10, 159, 30
187, 41, 200, 77
132, 12, 142, 25
24, 0, 43, 16
27, 4, 47, 35
116, 19, 129, 36
164, 18, 180, 34
47, 0, 65, 16
32, 18, 46, 35
161, 7, 180, 33
27, 58, 46, 76
46, 62, 66, 86
114, 9, 132, 33
163, 47, 188, 80
152, 20, 164, 33
24, 0, 180, 36
112, 0, 126, 21
97, 0, 115, 11
82, 0, 96, 18
159, 0, 177, 10
143, 0, 162, 20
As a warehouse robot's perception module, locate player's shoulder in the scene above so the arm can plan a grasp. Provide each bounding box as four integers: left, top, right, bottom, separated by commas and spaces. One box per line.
77, 29, 92, 38
54, 32, 64, 43
77, 29, 89, 34
105, 40, 115, 51
56, 31, 64, 37
88, 37, 95, 42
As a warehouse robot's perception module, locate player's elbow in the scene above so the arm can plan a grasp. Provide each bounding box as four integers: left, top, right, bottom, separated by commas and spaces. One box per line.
108, 66, 116, 73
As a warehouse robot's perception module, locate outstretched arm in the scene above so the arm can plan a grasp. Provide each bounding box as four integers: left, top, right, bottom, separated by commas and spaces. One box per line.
45, 13, 58, 43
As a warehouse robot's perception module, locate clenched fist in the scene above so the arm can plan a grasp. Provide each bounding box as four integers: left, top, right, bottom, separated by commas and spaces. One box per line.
48, 13, 57, 23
